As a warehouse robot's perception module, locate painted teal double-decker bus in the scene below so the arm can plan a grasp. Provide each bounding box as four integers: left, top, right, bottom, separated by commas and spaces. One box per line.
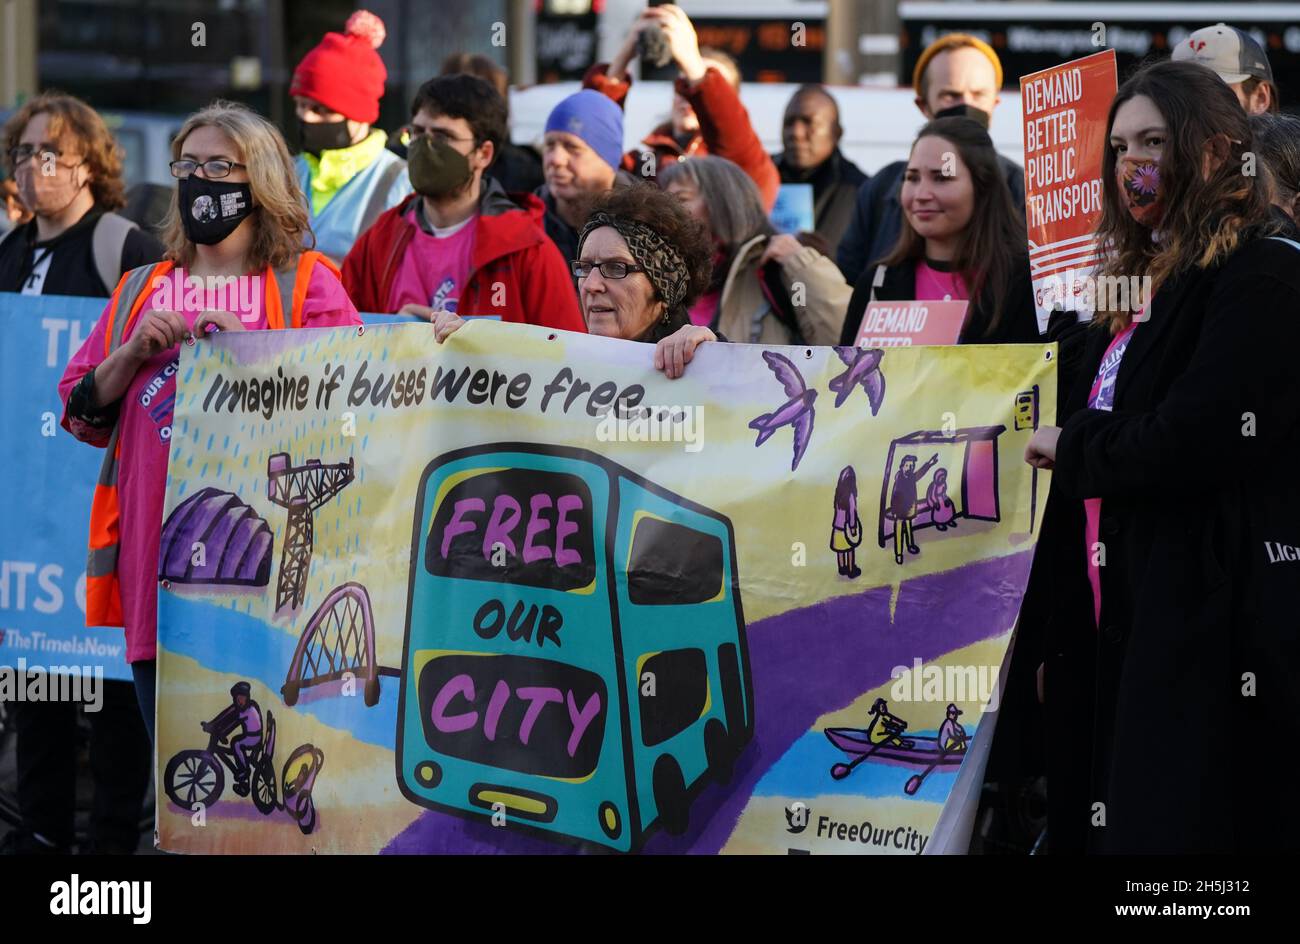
396, 443, 753, 851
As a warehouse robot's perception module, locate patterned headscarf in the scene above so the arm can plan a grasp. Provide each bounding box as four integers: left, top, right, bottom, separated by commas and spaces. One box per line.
577, 211, 689, 308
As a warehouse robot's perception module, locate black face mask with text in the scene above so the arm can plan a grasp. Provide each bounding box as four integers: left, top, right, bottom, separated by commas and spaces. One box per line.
299, 118, 353, 156
178, 175, 254, 245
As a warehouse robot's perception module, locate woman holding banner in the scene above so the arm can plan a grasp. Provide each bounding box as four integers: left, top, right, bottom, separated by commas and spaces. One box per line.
433, 182, 719, 379
837, 116, 1041, 347
57, 102, 361, 741
1023, 60, 1300, 853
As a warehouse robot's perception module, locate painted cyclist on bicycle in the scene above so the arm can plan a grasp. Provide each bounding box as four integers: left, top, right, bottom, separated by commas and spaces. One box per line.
201, 681, 263, 796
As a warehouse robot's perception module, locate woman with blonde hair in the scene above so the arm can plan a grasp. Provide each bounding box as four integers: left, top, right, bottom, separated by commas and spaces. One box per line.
57, 101, 360, 740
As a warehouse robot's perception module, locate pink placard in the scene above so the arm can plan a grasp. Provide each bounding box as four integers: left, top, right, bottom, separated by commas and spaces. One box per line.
854, 299, 969, 348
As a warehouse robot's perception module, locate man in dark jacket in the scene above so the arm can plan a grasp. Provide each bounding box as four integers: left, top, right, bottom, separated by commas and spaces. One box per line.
836, 34, 1024, 285
342, 75, 582, 333
535, 90, 636, 271
774, 84, 868, 257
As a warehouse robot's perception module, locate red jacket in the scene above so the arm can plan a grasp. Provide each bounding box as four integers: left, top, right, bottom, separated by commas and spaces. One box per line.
584, 63, 780, 212
341, 179, 585, 332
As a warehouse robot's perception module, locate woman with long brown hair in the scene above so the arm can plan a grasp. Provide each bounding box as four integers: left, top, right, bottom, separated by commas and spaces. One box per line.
57, 101, 361, 742
1023, 60, 1300, 853
838, 116, 1040, 346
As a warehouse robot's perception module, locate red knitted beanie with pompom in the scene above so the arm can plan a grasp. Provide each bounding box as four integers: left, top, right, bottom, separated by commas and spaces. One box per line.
290, 10, 388, 124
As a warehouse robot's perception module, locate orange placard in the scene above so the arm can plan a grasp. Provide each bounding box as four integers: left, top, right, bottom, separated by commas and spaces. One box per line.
1020, 49, 1117, 329
854, 299, 969, 348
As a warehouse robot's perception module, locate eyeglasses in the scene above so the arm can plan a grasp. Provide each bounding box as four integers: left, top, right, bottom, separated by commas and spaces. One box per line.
169, 159, 247, 179
410, 127, 476, 147
571, 260, 647, 280
8, 144, 73, 166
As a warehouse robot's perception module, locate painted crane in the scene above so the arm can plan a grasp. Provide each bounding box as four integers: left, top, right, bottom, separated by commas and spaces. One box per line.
267, 453, 354, 611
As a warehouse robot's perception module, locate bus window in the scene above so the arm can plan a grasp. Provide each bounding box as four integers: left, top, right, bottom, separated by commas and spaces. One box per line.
627, 516, 724, 605
426, 468, 596, 592
638, 649, 708, 747
417, 653, 607, 779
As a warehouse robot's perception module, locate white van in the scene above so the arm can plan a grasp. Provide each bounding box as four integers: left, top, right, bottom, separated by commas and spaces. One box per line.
510, 81, 1026, 175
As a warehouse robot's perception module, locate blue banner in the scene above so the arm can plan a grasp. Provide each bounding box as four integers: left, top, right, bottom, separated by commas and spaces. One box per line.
0, 296, 430, 683
0, 292, 131, 680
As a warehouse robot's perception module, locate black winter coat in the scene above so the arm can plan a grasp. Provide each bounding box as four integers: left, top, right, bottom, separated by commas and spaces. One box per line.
1038, 234, 1300, 853
838, 255, 1043, 347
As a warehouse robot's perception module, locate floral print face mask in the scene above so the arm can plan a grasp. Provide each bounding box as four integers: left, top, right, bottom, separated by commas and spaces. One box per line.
1117, 156, 1165, 228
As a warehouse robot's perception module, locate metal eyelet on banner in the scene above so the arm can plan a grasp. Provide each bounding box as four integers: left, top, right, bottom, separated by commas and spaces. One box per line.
547, 333, 557, 341
805, 348, 813, 359
357, 324, 364, 336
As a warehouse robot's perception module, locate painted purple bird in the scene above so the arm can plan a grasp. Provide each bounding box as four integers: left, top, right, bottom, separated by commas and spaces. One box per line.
749, 350, 817, 471
829, 346, 886, 412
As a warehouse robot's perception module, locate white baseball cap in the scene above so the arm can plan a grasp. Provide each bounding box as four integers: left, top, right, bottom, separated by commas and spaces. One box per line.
1171, 23, 1273, 85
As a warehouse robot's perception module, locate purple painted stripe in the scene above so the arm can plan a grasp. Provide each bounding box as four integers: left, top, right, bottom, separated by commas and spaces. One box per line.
220, 513, 260, 580
191, 506, 245, 580
382, 549, 1034, 855
229, 525, 272, 584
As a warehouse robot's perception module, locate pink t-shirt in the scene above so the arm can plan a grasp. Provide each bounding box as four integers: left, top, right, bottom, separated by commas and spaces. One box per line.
59, 263, 360, 663
1083, 321, 1138, 627
913, 260, 969, 301
386, 208, 477, 314
689, 288, 720, 327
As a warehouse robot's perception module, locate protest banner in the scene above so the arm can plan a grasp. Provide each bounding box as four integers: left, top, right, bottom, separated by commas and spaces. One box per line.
0, 297, 421, 686
854, 299, 968, 348
1021, 48, 1117, 330
155, 321, 1054, 854
0, 293, 131, 681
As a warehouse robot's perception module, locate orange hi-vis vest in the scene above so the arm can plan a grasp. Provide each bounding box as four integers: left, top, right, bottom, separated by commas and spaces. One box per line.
85, 251, 340, 628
